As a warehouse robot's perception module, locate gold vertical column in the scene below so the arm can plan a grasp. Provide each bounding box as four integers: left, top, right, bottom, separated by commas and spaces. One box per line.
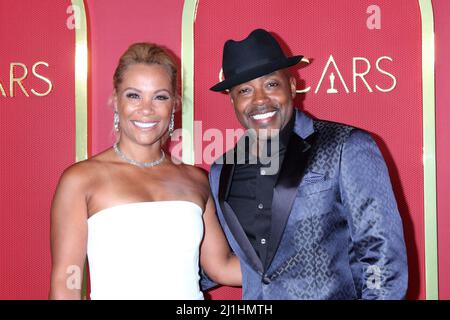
71, 0, 89, 299
418, 0, 438, 300
72, 0, 88, 162
181, 0, 199, 165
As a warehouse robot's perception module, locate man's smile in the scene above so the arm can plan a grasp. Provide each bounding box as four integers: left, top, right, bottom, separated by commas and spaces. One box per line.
250, 110, 278, 120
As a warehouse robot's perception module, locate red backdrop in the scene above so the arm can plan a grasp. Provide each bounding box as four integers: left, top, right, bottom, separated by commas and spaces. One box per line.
0, 0, 75, 299
434, 0, 450, 300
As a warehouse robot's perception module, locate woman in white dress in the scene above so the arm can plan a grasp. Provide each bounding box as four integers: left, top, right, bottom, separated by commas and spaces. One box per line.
49, 43, 241, 299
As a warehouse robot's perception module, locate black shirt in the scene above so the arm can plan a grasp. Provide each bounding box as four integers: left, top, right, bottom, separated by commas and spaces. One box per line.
227, 115, 295, 265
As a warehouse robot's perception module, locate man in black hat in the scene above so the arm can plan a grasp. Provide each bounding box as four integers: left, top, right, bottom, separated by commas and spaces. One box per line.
206, 28, 408, 299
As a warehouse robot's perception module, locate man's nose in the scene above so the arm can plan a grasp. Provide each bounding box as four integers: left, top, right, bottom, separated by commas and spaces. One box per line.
252, 88, 270, 105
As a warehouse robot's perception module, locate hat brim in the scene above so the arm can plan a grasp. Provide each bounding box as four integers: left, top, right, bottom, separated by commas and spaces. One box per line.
210, 55, 303, 92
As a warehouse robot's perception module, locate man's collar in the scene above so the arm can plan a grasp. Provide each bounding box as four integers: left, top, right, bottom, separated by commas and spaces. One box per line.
279, 111, 295, 149
293, 109, 314, 139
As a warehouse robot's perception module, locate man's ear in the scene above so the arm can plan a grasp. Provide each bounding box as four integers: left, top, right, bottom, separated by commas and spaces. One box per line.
229, 92, 234, 105
290, 76, 297, 99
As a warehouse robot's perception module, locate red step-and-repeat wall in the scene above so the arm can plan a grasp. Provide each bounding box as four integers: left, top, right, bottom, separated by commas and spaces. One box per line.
0, 0, 76, 299
0, 0, 449, 300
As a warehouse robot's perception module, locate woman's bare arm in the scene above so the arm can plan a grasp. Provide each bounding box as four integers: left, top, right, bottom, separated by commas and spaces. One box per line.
49, 164, 89, 299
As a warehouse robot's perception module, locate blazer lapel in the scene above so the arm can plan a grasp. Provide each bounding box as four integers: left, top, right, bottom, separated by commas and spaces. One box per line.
218, 162, 264, 273
265, 132, 315, 270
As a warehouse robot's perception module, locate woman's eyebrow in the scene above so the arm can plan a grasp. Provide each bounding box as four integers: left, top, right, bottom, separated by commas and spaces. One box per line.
122, 87, 142, 92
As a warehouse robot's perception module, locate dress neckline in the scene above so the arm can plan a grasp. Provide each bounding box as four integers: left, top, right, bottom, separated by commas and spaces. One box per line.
88, 200, 203, 221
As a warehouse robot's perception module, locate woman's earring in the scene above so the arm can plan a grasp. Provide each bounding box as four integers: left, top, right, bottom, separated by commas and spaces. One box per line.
114, 111, 120, 132
168, 111, 175, 137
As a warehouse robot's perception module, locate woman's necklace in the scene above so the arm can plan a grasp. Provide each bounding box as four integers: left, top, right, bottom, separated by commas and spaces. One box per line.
113, 143, 165, 168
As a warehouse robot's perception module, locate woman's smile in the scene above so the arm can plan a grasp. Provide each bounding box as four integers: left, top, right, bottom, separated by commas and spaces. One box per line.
131, 120, 159, 130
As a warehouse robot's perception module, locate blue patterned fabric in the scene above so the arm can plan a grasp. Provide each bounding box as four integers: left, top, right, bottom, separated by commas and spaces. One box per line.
207, 111, 408, 299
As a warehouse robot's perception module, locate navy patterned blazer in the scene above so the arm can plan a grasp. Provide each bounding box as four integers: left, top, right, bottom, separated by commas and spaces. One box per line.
207, 110, 408, 299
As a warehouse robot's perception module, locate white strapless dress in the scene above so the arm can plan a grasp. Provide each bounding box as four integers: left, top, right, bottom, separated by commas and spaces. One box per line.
87, 201, 204, 300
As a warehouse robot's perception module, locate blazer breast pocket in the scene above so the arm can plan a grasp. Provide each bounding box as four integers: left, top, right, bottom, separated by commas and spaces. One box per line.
295, 176, 337, 216
297, 175, 334, 197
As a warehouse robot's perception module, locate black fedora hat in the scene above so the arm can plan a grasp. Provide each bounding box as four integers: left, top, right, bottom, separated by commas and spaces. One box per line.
210, 29, 303, 92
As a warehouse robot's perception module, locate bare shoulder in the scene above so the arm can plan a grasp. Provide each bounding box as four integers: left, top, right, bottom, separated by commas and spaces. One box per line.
57, 160, 94, 193
57, 148, 112, 192
179, 163, 210, 187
